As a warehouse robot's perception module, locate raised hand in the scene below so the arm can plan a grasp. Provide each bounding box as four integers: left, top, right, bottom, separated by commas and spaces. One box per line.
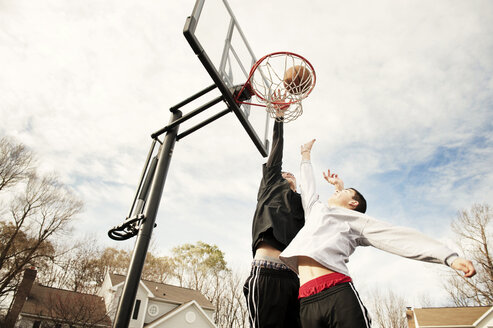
271, 89, 289, 117
300, 139, 316, 160
323, 169, 344, 191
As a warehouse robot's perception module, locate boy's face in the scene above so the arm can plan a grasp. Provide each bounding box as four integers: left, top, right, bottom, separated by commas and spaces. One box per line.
282, 172, 297, 191
328, 188, 357, 209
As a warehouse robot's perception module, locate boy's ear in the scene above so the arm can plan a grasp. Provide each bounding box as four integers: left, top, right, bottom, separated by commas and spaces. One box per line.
348, 200, 359, 210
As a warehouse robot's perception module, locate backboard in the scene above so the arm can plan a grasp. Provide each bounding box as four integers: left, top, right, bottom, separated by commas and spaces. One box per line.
184, 0, 270, 157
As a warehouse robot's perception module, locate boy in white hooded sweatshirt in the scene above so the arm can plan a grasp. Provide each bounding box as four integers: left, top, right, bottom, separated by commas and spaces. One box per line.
280, 139, 476, 328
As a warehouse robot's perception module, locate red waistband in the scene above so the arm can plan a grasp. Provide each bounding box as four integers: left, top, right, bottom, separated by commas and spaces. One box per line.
299, 272, 352, 299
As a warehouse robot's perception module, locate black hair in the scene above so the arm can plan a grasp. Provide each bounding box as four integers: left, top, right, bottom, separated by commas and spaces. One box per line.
349, 188, 367, 213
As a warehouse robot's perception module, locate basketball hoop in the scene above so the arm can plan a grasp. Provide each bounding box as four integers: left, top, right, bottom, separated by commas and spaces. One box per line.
235, 52, 316, 123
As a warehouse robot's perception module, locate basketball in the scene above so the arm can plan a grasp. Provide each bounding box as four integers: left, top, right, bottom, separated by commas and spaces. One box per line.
283, 65, 312, 95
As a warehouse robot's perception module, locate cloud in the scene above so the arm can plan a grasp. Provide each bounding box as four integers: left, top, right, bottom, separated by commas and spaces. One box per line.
1, 0, 492, 308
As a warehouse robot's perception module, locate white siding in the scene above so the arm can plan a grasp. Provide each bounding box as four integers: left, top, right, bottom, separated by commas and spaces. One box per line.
128, 285, 150, 328
144, 300, 178, 324
152, 307, 213, 328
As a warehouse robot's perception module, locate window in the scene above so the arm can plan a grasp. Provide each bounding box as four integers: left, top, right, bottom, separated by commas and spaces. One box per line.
148, 304, 159, 317
32, 322, 41, 328
132, 299, 141, 320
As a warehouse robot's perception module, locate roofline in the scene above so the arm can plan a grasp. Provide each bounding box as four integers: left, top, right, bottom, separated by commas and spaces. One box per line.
473, 306, 493, 325
418, 326, 473, 328
414, 305, 493, 328
147, 296, 215, 311
108, 273, 214, 310
110, 273, 207, 294
112, 279, 155, 298
145, 300, 216, 328
19, 312, 111, 327
414, 305, 493, 310
33, 283, 105, 298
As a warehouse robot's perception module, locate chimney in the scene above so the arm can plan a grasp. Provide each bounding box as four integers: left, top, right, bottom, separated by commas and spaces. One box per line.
3, 267, 37, 328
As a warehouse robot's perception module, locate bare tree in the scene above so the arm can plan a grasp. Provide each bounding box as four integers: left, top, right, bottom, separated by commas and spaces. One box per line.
214, 270, 249, 328
0, 173, 83, 299
0, 137, 34, 191
169, 241, 251, 327
365, 288, 408, 328
37, 241, 174, 295
37, 237, 106, 294
142, 252, 174, 284
0, 138, 83, 307
98, 247, 130, 276
0, 222, 55, 300
170, 241, 229, 294
417, 293, 433, 307
97, 246, 174, 284
36, 242, 78, 292
444, 203, 492, 306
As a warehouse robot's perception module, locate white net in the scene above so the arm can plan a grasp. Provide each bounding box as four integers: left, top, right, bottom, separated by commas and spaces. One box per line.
248, 52, 315, 123
266, 102, 303, 122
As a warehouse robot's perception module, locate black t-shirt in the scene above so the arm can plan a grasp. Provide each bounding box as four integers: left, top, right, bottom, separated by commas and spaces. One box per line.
251, 121, 305, 255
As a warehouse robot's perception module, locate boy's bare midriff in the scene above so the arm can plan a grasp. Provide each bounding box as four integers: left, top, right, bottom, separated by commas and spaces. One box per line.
255, 242, 282, 258
298, 256, 336, 285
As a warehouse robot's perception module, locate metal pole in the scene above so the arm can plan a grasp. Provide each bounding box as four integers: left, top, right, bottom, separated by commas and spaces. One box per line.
112, 110, 182, 328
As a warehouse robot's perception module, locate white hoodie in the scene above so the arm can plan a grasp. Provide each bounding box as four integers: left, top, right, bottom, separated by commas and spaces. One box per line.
280, 160, 458, 276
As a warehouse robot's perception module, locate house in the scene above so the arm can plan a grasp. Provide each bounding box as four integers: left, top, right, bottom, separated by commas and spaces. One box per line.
98, 272, 217, 328
12, 284, 112, 328
6, 268, 111, 328
7, 269, 217, 328
406, 306, 493, 328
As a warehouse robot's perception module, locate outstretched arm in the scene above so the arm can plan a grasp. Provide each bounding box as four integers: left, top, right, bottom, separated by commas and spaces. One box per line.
266, 116, 284, 168
257, 109, 286, 197
323, 169, 344, 191
299, 139, 318, 214
359, 216, 477, 278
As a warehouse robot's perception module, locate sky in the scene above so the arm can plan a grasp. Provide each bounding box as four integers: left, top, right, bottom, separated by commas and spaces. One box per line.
1, 0, 492, 309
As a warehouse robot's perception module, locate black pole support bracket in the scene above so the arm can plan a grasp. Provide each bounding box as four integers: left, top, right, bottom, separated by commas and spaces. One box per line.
108, 214, 145, 241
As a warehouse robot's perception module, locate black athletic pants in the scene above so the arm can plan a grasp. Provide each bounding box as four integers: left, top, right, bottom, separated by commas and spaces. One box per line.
299, 282, 372, 328
243, 265, 301, 328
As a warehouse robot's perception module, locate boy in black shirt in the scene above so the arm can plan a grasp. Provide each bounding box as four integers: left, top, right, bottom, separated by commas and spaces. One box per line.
243, 114, 305, 328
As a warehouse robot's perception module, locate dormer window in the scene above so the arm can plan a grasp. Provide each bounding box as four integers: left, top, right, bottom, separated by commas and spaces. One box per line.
132, 299, 141, 320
